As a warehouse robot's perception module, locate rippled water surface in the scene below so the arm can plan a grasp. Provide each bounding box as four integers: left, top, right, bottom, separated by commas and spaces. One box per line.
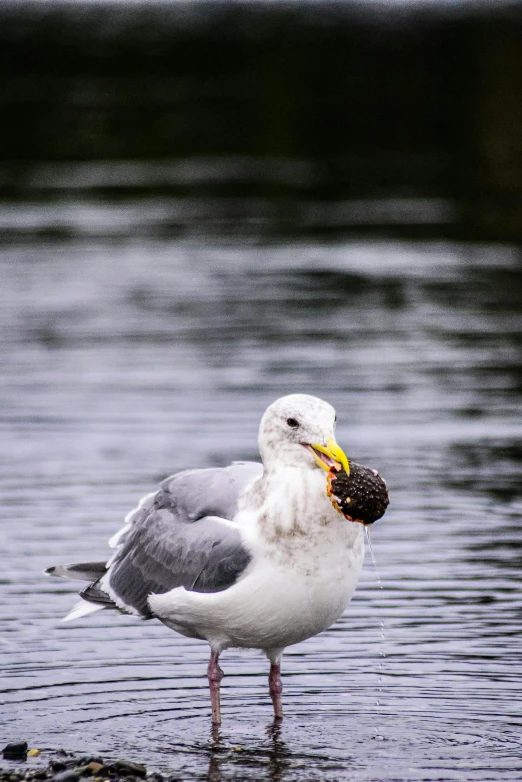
1, 205, 522, 781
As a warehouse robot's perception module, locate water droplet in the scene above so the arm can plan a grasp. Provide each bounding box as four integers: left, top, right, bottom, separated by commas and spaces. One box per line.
366, 527, 387, 741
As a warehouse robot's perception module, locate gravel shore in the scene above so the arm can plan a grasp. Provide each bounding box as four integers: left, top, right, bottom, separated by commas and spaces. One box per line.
1, 747, 169, 782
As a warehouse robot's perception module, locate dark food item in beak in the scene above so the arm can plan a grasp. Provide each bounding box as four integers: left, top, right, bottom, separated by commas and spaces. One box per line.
327, 462, 389, 525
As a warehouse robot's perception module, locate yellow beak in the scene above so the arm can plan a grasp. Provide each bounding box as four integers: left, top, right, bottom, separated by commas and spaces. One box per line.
308, 437, 350, 474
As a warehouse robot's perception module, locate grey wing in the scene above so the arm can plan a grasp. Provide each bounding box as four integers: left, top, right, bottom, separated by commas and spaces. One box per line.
83, 462, 262, 618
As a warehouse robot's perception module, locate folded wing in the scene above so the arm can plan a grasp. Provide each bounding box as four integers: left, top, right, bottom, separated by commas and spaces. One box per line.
48, 462, 262, 620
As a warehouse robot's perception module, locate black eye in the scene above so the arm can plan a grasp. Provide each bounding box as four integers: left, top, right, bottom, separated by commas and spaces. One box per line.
286, 417, 300, 428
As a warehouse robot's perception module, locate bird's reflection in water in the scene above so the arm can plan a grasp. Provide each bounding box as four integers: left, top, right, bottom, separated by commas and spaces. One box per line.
206, 720, 291, 782
206, 725, 222, 782
265, 721, 290, 782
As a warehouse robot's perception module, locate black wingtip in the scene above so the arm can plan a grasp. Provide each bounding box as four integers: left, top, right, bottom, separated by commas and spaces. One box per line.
44, 566, 56, 576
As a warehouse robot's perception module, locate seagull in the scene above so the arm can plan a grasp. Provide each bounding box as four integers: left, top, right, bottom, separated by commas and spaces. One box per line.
46, 393, 377, 724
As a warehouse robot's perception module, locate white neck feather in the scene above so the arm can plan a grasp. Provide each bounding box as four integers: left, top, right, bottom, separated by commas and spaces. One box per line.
243, 463, 338, 537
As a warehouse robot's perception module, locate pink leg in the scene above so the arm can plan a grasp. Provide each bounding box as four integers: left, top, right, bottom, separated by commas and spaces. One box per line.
207, 649, 224, 725
269, 661, 283, 720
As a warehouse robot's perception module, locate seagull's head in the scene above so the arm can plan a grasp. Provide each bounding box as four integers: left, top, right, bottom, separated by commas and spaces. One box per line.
258, 393, 349, 472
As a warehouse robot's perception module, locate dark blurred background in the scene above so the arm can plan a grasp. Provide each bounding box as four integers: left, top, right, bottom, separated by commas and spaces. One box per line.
1, 0, 522, 241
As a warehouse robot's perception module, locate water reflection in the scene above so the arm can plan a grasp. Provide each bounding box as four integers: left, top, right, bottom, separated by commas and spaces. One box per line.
1, 209, 522, 780
203, 720, 351, 782
204, 723, 291, 782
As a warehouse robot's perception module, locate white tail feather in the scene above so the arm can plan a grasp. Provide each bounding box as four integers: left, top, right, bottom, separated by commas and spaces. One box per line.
62, 600, 105, 622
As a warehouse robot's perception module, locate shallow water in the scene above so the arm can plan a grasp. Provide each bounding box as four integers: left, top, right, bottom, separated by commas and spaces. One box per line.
1, 205, 521, 781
